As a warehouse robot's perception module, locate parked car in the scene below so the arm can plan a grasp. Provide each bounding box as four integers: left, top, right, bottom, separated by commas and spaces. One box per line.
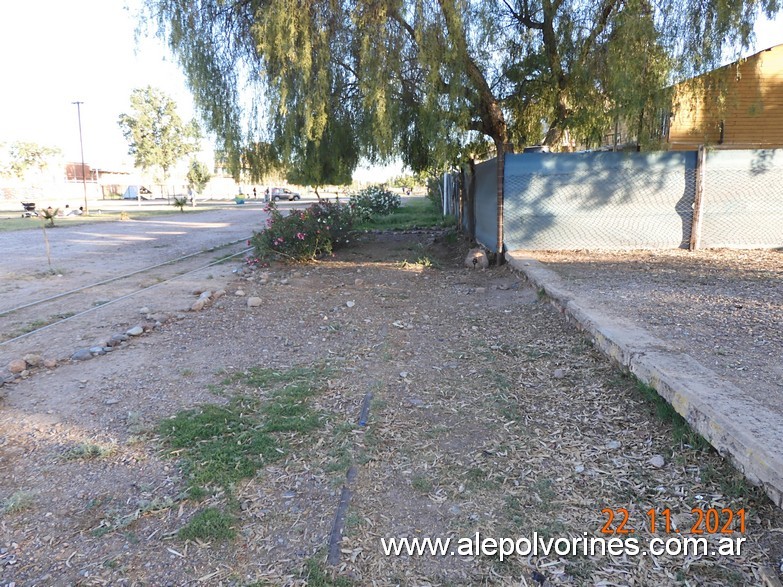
271, 187, 301, 201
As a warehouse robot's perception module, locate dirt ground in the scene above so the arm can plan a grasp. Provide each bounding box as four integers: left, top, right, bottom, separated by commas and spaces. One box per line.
1, 226, 783, 586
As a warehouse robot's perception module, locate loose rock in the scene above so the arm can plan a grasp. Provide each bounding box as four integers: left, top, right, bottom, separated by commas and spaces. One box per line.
8, 359, 27, 374
235, 290, 246, 296
465, 248, 489, 269
247, 297, 264, 308
648, 455, 665, 468
71, 349, 93, 361
23, 354, 42, 367
139, 307, 151, 315
126, 326, 144, 337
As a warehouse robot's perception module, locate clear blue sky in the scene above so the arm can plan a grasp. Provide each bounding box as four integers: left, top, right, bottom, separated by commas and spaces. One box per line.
1, 2, 782, 171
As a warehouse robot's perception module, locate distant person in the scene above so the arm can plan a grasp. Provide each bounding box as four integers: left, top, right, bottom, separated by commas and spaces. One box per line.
264, 187, 270, 202
253, 187, 257, 199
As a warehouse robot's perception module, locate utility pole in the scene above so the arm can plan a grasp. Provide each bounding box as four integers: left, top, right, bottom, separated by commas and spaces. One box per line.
72, 101, 88, 214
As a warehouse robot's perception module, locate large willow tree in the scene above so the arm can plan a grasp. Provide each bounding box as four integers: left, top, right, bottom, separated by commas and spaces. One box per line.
145, 0, 779, 249
146, 0, 779, 160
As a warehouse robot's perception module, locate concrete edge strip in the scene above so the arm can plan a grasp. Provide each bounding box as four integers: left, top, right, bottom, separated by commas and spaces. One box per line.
506, 252, 783, 508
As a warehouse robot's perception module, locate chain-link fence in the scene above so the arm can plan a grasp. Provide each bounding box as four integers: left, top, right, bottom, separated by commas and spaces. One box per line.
701, 149, 783, 248
451, 148, 783, 251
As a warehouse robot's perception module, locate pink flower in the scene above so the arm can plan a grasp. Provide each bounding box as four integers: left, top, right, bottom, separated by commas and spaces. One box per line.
296, 232, 305, 240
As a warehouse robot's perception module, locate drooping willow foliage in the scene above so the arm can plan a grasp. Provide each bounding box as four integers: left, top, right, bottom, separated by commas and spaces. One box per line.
143, 0, 781, 178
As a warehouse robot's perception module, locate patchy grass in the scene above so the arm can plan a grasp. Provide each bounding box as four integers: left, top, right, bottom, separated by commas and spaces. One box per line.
301, 558, 354, 587
61, 442, 115, 461
159, 364, 331, 500
2, 490, 36, 514
354, 198, 452, 231
178, 507, 236, 541
631, 377, 711, 451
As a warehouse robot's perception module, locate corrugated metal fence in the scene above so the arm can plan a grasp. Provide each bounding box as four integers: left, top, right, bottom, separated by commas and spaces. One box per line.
453, 148, 783, 251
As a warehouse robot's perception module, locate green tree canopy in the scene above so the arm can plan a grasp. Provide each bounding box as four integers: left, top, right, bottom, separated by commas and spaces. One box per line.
145, 0, 779, 167
186, 159, 212, 196
117, 86, 200, 181
0, 141, 61, 180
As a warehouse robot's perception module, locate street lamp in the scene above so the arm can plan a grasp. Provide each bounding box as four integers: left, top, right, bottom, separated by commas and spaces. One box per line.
72, 101, 88, 214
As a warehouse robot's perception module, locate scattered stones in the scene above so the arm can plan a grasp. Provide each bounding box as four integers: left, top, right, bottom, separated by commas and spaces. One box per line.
279, 278, 289, 285
43, 358, 57, 369
71, 349, 94, 362
8, 359, 27, 374
109, 334, 128, 346
191, 299, 207, 312
89, 346, 106, 356
465, 248, 489, 269
648, 455, 665, 468
213, 290, 226, 300
23, 354, 42, 367
235, 290, 246, 296
346, 301, 355, 308
247, 297, 264, 308
126, 326, 144, 337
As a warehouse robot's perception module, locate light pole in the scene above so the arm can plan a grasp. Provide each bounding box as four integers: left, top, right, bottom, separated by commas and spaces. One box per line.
72, 101, 88, 214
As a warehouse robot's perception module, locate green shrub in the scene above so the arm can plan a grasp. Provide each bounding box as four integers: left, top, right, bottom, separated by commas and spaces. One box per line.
250, 200, 353, 262
348, 186, 401, 221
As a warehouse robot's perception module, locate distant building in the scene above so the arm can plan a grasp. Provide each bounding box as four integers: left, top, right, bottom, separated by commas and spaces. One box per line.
667, 43, 783, 150
65, 162, 97, 181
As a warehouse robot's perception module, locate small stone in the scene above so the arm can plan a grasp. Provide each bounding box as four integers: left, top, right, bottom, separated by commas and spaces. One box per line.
400, 371, 409, 379
354, 278, 364, 286
648, 455, 665, 468
43, 359, 57, 369
23, 354, 42, 367
575, 464, 585, 473
89, 346, 106, 355
605, 440, 621, 450
346, 301, 355, 308
104, 398, 120, 406
235, 290, 246, 296
213, 290, 226, 299
279, 278, 289, 285
465, 248, 489, 269
198, 290, 212, 300
553, 368, 566, 379
191, 299, 207, 312
71, 349, 93, 361
8, 359, 27, 374
449, 505, 461, 515
109, 334, 128, 345
407, 398, 425, 407
139, 307, 150, 315
474, 287, 486, 293
126, 326, 144, 337
247, 297, 263, 308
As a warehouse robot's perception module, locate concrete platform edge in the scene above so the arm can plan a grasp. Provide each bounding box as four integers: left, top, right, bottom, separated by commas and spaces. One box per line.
506, 251, 783, 508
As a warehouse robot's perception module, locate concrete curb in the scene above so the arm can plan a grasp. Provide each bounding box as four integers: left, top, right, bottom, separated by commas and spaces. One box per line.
506, 251, 783, 508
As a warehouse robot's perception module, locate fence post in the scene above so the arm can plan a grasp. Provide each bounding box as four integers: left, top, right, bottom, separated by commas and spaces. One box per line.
689, 145, 706, 251
496, 146, 505, 263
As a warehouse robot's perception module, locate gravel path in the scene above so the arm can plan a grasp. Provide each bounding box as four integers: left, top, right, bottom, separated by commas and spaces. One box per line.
0, 232, 781, 585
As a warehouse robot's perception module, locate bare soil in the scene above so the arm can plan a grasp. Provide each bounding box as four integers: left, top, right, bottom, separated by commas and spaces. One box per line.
1, 227, 782, 586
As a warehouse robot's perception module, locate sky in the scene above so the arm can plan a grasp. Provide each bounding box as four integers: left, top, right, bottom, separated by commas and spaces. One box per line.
1, 1, 783, 174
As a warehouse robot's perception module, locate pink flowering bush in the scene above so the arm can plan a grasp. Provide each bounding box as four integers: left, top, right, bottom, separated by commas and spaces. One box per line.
250, 200, 354, 262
